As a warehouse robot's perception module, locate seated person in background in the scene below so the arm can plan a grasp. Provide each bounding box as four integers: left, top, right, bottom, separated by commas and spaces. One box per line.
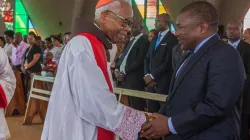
41, 52, 57, 77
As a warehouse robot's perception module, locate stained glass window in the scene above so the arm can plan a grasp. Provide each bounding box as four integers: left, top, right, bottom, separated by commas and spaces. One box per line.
0, 0, 14, 30
0, 0, 37, 36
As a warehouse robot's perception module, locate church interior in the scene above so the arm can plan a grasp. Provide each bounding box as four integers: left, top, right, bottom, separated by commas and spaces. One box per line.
1, 0, 250, 139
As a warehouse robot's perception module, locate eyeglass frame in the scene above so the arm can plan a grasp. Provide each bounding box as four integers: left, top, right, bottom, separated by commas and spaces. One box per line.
104, 10, 133, 28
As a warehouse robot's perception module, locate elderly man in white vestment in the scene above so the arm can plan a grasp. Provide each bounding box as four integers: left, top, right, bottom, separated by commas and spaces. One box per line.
41, 0, 149, 140
0, 47, 16, 140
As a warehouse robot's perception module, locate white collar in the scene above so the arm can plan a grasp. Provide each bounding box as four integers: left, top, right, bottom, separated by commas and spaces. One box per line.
228, 39, 241, 47
159, 29, 169, 38
94, 23, 112, 44
133, 33, 143, 40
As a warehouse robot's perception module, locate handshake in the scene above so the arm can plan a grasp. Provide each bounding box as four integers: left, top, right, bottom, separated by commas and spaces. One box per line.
140, 113, 171, 139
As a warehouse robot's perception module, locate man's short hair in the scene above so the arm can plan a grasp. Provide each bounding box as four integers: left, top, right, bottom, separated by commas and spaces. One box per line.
28, 31, 37, 39
4, 30, 14, 39
51, 35, 61, 42
36, 36, 42, 41
15, 32, 22, 37
45, 37, 52, 43
64, 32, 71, 36
227, 20, 243, 29
180, 1, 219, 28
158, 13, 171, 24
0, 36, 6, 45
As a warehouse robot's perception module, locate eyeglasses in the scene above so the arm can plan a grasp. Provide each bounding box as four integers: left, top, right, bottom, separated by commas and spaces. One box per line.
106, 10, 132, 28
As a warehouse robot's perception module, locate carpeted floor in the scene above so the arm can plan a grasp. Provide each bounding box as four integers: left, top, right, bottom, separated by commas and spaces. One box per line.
6, 115, 43, 140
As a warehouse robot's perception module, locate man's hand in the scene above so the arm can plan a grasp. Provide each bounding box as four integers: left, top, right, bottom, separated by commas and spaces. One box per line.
144, 75, 153, 84
21, 66, 26, 74
118, 72, 126, 82
147, 80, 156, 88
140, 114, 170, 139
12, 39, 18, 48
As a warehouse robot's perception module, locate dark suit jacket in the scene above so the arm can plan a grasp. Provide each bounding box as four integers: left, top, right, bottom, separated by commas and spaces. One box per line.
237, 40, 250, 114
117, 35, 150, 90
172, 44, 188, 71
144, 31, 178, 94
159, 35, 245, 140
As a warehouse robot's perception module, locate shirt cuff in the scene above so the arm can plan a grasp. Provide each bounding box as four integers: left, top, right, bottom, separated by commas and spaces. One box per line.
168, 117, 177, 134
145, 74, 154, 79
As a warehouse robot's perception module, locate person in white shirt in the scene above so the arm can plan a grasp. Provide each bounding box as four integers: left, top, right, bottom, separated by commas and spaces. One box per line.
0, 47, 16, 140
51, 35, 63, 64
3, 30, 15, 62
43, 37, 60, 62
41, 0, 149, 140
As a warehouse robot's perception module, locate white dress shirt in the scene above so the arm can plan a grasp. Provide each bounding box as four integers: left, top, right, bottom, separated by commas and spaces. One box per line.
228, 39, 241, 49
120, 33, 143, 73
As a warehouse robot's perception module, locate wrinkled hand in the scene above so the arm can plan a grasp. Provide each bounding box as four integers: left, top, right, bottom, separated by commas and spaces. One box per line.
118, 72, 126, 82
144, 75, 153, 84
140, 114, 170, 139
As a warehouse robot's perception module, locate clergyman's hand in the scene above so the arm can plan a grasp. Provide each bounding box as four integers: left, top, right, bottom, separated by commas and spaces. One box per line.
140, 113, 170, 139
118, 72, 126, 82
144, 75, 153, 84
147, 80, 155, 88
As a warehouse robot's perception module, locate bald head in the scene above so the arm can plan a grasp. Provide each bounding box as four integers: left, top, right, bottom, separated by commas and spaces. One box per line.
226, 20, 242, 42
180, 1, 218, 30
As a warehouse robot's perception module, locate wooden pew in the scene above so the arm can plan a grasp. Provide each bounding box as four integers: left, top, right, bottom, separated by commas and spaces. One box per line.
23, 75, 54, 125
5, 70, 26, 116
115, 88, 167, 102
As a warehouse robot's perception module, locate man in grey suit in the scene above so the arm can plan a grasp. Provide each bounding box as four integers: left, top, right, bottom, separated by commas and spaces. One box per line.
141, 1, 245, 140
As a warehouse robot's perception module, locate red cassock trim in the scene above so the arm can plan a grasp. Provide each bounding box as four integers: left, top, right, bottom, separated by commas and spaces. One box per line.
77, 33, 114, 140
0, 85, 7, 108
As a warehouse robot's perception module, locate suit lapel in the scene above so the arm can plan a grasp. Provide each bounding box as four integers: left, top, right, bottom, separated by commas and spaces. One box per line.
150, 38, 157, 57
236, 40, 244, 54
168, 35, 220, 100
153, 32, 172, 54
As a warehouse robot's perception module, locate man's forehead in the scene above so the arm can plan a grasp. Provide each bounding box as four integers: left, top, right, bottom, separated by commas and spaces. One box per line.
227, 23, 239, 27
177, 13, 195, 24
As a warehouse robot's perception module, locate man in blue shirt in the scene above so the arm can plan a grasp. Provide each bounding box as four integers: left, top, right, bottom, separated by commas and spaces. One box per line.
141, 1, 245, 140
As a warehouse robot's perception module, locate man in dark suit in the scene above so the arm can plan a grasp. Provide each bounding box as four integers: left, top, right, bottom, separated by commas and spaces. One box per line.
141, 1, 245, 140
144, 13, 178, 113
226, 20, 250, 140
116, 19, 150, 111
172, 44, 188, 71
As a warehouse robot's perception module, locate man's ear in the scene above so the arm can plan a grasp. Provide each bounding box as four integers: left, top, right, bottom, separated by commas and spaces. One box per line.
100, 12, 109, 24
200, 22, 209, 34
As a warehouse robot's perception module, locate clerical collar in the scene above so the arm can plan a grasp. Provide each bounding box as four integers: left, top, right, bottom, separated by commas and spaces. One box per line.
94, 23, 113, 44
71, 18, 112, 50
